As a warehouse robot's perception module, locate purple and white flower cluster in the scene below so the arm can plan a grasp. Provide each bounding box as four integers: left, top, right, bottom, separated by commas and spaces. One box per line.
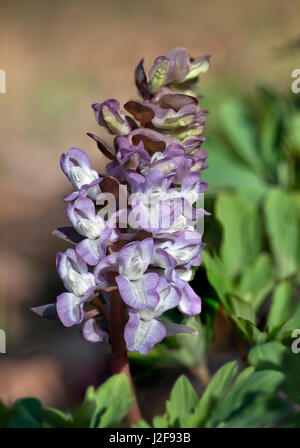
34, 48, 210, 355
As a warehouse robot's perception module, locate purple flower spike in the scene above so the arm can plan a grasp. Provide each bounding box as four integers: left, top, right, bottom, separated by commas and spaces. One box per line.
35, 47, 210, 355
92, 99, 133, 136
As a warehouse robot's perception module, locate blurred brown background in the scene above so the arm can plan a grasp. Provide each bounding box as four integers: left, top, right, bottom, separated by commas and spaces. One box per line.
0, 0, 300, 412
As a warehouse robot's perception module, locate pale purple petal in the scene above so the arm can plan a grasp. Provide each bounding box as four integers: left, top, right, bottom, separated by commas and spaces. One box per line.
116, 273, 160, 309
94, 252, 119, 289
76, 238, 101, 266
124, 311, 166, 355
56, 292, 84, 327
60, 147, 91, 176
60, 148, 99, 191
82, 318, 109, 343
178, 283, 201, 316
118, 239, 154, 280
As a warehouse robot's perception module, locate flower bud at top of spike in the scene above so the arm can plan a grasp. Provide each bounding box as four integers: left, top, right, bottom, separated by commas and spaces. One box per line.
148, 57, 170, 94
181, 55, 211, 83
92, 99, 132, 136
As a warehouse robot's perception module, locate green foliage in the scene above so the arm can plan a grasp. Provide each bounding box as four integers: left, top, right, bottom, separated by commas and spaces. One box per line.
219, 99, 263, 173
0, 398, 44, 428
165, 376, 198, 427
264, 189, 300, 279
0, 374, 133, 428
215, 193, 261, 277
248, 341, 300, 405
202, 137, 268, 202
134, 362, 290, 428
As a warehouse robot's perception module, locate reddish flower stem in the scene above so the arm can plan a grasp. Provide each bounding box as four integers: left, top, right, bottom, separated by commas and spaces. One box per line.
109, 288, 142, 425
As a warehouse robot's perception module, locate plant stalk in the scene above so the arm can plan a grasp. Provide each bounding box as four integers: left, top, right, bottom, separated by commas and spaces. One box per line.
109, 288, 142, 425
192, 359, 211, 388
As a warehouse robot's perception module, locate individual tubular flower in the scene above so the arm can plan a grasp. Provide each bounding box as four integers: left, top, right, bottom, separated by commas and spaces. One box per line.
124, 278, 196, 354
56, 249, 96, 327
153, 230, 205, 268
60, 148, 100, 200
66, 196, 118, 266
34, 47, 210, 356
94, 238, 156, 292
146, 48, 210, 94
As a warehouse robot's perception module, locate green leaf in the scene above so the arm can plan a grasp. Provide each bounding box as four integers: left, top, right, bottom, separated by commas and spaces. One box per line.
248, 341, 300, 404
152, 415, 170, 428
202, 251, 232, 307
43, 407, 74, 428
266, 281, 293, 337
237, 253, 276, 311
132, 419, 152, 428
216, 192, 261, 277
264, 189, 300, 279
166, 375, 198, 427
278, 294, 300, 341
219, 99, 263, 172
185, 361, 238, 427
72, 386, 98, 428
210, 369, 284, 427
202, 137, 267, 203
230, 317, 267, 345
0, 402, 12, 428
94, 374, 134, 428
8, 398, 43, 428
260, 108, 283, 174
286, 112, 300, 154
227, 295, 256, 324
72, 374, 133, 428
219, 396, 290, 428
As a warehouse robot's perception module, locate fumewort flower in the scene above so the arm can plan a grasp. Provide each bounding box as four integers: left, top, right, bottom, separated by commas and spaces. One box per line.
33, 47, 210, 355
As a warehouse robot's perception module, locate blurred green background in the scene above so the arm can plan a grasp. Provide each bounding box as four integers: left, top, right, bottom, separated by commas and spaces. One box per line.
0, 0, 300, 421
